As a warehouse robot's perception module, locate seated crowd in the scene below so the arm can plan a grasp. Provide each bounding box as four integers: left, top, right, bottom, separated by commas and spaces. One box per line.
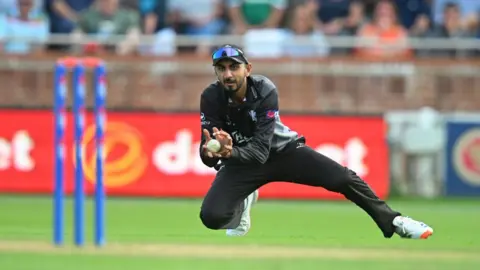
0, 0, 478, 59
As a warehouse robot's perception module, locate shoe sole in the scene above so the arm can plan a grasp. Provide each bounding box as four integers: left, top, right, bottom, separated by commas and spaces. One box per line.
420, 230, 433, 239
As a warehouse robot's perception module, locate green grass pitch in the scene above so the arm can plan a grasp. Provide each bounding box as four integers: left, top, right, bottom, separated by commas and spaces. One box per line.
0, 195, 479, 270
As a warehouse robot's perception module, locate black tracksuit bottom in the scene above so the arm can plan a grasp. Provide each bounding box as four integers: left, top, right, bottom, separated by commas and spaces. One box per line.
199, 140, 401, 238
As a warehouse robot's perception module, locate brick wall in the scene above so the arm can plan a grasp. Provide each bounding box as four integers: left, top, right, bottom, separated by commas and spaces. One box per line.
1, 53, 479, 113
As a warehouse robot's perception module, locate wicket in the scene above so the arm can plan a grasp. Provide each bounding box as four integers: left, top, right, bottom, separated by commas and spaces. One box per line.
53, 57, 107, 247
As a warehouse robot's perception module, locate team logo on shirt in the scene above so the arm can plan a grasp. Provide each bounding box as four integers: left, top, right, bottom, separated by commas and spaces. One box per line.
200, 112, 210, 126
231, 130, 252, 145
225, 115, 233, 126
266, 110, 278, 119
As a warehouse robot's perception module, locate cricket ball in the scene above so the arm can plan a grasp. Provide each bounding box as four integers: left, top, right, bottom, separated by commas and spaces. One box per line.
206, 139, 222, 153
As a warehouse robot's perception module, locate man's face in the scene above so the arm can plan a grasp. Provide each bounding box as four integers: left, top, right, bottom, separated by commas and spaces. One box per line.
444, 6, 460, 26
292, 6, 312, 34
214, 59, 251, 92
18, 0, 33, 15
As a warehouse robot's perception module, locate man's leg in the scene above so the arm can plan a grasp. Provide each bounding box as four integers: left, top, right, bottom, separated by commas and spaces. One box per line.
200, 164, 265, 233
270, 143, 433, 239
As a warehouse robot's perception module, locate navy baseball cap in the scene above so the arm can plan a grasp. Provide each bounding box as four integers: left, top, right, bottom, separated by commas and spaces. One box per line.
212, 44, 249, 66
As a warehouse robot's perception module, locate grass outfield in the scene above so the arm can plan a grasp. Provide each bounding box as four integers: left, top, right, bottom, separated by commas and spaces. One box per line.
0, 195, 479, 269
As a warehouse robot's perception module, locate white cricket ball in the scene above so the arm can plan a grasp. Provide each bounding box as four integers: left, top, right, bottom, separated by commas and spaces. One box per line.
206, 139, 222, 153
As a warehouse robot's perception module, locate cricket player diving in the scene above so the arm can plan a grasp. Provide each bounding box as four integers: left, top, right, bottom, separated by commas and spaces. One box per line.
198, 44, 433, 239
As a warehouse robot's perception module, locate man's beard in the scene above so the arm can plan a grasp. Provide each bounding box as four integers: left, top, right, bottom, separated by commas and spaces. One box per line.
223, 79, 243, 92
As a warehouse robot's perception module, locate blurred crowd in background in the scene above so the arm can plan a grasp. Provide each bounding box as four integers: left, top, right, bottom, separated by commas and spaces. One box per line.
0, 0, 479, 59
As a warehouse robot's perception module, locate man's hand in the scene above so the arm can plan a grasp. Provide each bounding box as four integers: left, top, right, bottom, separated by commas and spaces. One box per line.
213, 127, 233, 158
202, 127, 233, 158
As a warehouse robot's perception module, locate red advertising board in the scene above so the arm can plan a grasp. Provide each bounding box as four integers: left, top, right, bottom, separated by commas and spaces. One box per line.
0, 110, 389, 199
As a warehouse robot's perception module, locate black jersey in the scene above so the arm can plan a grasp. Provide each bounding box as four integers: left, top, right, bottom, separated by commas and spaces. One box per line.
199, 75, 302, 167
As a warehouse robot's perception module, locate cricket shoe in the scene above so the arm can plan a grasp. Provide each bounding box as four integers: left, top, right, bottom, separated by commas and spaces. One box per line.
393, 216, 433, 239
226, 190, 259, 237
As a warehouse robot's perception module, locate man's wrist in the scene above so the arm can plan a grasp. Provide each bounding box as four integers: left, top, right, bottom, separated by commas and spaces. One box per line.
229, 147, 238, 159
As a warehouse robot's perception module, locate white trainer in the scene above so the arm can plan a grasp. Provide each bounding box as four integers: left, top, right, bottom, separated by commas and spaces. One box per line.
393, 216, 434, 239
226, 190, 259, 237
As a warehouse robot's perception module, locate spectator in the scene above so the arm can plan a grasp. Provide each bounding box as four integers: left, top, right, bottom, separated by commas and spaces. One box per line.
416, 2, 476, 58
46, 0, 94, 34
315, 0, 351, 35
168, 0, 225, 36
283, 4, 330, 57
0, 0, 49, 55
354, 0, 411, 60
394, 0, 431, 30
474, 12, 480, 38
463, 6, 480, 37
137, 0, 169, 35
362, 0, 378, 17
407, 1, 432, 52
281, 0, 312, 29
73, 0, 141, 55
409, 11, 431, 37
227, 0, 287, 34
166, 0, 225, 55
339, 0, 366, 36
0, 0, 42, 15
334, 0, 367, 55
316, 0, 350, 22
137, 0, 176, 56
432, 0, 480, 26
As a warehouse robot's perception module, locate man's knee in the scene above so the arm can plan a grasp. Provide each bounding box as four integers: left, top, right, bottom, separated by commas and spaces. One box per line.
199, 208, 232, 230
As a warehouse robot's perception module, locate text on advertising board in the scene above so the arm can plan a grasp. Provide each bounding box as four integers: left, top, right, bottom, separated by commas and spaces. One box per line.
0, 110, 389, 200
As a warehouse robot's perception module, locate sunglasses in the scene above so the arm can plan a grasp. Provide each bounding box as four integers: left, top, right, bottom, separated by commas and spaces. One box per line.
212, 47, 243, 60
